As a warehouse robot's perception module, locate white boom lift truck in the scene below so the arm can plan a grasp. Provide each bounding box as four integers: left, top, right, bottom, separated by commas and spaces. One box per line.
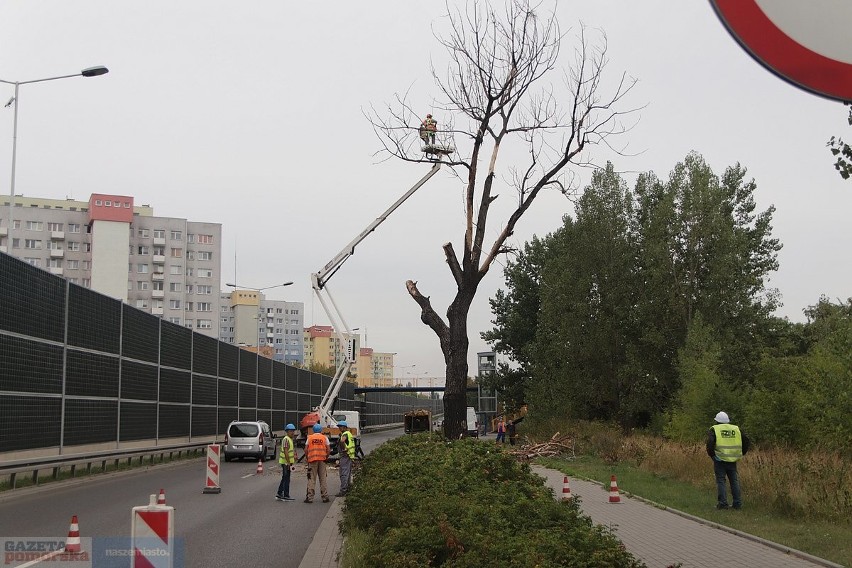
300, 147, 450, 454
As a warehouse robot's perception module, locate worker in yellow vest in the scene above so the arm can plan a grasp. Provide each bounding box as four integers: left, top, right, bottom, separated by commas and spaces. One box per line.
706, 411, 751, 510
275, 423, 297, 501
305, 423, 330, 503
336, 421, 356, 497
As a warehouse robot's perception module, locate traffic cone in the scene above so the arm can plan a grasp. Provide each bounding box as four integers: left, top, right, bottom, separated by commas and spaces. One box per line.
256, 459, 264, 475
157, 488, 166, 505
64, 515, 81, 553
561, 476, 573, 501
608, 475, 621, 503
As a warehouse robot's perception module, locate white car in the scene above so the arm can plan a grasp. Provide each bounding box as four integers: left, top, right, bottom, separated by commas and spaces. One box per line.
223, 420, 277, 462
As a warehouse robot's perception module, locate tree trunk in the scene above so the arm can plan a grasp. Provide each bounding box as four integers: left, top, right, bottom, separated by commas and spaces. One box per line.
442, 289, 475, 440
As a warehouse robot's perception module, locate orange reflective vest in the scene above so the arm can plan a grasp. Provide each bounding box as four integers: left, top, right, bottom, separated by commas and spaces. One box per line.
306, 433, 329, 463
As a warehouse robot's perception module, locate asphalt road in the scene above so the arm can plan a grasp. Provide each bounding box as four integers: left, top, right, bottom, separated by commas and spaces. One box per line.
0, 427, 403, 568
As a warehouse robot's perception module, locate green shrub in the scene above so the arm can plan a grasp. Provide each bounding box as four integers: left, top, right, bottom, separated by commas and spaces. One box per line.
340, 433, 645, 567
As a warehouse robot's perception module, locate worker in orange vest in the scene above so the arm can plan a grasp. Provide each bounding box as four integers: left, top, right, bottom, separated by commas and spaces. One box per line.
305, 423, 331, 503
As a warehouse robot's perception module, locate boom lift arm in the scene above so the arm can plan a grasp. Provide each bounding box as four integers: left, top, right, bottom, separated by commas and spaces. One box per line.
308, 162, 442, 427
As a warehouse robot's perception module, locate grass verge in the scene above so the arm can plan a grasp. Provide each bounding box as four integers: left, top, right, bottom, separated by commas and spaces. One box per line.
538, 455, 850, 567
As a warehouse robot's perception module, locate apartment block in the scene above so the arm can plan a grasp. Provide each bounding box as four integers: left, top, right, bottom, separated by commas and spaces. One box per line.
220, 290, 305, 365
303, 325, 361, 371
0, 193, 222, 338
356, 347, 395, 388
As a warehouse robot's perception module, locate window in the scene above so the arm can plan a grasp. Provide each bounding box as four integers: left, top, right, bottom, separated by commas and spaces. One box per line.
24, 239, 42, 249
221, 317, 229, 322
104, 200, 112, 207
153, 229, 165, 239
197, 251, 212, 261
47, 259, 62, 268
95, 200, 102, 206
12, 220, 20, 229
81, 261, 91, 270
185, 302, 193, 311
169, 299, 182, 309
197, 285, 212, 295
67, 241, 80, 251
186, 250, 195, 260
137, 281, 149, 291
186, 234, 195, 244
47, 222, 63, 231
221, 306, 230, 312
47, 241, 62, 250
292, 309, 299, 315
197, 319, 212, 329
196, 302, 212, 312
153, 246, 164, 255
185, 268, 194, 277
170, 230, 182, 240
68, 223, 81, 234
153, 299, 164, 310
197, 234, 214, 244
169, 282, 182, 292
137, 264, 149, 274
11, 238, 19, 249
136, 299, 149, 309
168, 317, 181, 325
137, 228, 149, 238
24, 257, 40, 266
25, 221, 42, 231
186, 285, 194, 294
276, 308, 283, 314
152, 281, 164, 291
68, 278, 79, 284
198, 268, 213, 278
138, 246, 149, 255
185, 322, 193, 329
170, 248, 183, 258
84, 243, 91, 252
170, 265, 182, 275
67, 260, 79, 269
82, 278, 91, 288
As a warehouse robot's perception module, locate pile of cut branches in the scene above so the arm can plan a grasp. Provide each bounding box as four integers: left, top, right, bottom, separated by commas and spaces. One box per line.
508, 432, 575, 461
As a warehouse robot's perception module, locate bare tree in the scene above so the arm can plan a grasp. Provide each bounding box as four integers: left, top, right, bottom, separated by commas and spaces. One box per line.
369, 0, 637, 439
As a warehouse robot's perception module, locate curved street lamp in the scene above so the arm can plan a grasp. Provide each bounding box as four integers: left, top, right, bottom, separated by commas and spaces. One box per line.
1, 66, 109, 244
225, 281, 293, 291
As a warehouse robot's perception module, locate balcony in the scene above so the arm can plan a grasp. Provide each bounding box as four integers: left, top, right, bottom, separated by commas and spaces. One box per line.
266, 332, 274, 339
152, 272, 165, 281
153, 237, 166, 246
50, 249, 64, 258
152, 290, 165, 299
48, 267, 63, 275
152, 307, 164, 315
152, 255, 166, 264
0, 227, 7, 237
50, 231, 65, 240
0, 245, 6, 253
267, 322, 274, 328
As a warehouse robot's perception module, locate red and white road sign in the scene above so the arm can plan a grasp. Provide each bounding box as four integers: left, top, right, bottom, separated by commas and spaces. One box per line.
131, 495, 174, 568
202, 444, 221, 494
711, 0, 852, 101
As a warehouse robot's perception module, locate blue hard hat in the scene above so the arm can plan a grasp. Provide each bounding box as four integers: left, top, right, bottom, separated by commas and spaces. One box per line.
312, 423, 323, 433
285, 423, 296, 431
337, 421, 348, 428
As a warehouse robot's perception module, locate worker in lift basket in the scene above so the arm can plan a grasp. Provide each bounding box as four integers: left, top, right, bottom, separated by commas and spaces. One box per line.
336, 421, 356, 496
305, 423, 330, 503
420, 113, 437, 145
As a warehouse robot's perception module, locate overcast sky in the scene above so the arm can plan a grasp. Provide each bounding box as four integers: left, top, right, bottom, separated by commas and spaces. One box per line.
2, 1, 851, 384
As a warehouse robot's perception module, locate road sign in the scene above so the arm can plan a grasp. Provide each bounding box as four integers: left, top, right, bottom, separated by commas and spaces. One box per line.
710, 0, 852, 101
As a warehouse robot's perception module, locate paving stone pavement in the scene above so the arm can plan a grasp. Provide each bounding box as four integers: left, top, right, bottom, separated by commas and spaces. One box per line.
297, 466, 842, 568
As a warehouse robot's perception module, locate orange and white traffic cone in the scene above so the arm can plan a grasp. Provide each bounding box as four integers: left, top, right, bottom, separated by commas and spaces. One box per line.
256, 459, 264, 475
608, 475, 621, 503
157, 488, 166, 505
561, 476, 573, 501
64, 515, 81, 553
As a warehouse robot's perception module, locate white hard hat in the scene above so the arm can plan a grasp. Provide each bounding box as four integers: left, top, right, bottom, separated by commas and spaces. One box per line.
714, 411, 730, 424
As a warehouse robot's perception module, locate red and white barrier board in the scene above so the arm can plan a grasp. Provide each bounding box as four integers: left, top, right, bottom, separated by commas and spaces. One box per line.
202, 444, 221, 494
131, 495, 174, 568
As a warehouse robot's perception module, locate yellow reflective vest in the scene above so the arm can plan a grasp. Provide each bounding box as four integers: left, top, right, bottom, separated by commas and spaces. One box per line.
340, 430, 356, 459
278, 435, 294, 465
712, 424, 743, 462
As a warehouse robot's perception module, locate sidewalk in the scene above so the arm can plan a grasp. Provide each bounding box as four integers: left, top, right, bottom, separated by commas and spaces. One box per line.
298, 466, 842, 568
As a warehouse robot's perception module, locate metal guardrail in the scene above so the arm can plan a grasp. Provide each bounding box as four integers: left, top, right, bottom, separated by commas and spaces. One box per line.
0, 442, 213, 490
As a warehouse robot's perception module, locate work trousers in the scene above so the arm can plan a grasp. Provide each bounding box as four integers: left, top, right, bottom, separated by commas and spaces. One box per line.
713, 459, 742, 508
276, 464, 291, 498
339, 454, 352, 494
306, 461, 328, 501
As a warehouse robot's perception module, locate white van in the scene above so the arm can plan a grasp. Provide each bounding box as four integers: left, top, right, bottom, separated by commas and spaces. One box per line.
464, 407, 479, 438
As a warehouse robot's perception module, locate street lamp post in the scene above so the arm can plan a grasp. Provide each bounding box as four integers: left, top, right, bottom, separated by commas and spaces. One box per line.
225, 281, 293, 291
1, 66, 109, 244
